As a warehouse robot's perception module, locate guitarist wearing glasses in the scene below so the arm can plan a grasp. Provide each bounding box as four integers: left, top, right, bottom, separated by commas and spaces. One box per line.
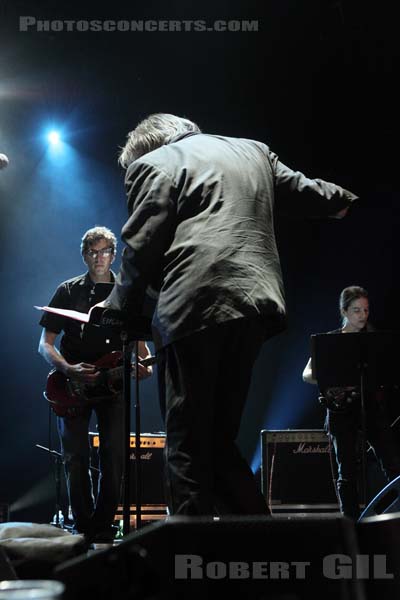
38, 226, 152, 544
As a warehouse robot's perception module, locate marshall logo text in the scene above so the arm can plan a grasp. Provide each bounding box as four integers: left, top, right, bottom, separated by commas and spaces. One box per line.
293, 443, 330, 454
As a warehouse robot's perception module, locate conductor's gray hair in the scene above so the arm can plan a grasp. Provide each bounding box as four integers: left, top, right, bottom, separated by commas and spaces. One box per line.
118, 113, 201, 168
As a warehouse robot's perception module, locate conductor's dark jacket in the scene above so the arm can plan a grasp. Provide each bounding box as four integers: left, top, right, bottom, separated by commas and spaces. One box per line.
106, 132, 356, 349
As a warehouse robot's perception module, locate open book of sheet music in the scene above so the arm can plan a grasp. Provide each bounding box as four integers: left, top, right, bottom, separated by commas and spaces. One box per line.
35, 304, 153, 340
35, 305, 91, 323
35, 282, 114, 323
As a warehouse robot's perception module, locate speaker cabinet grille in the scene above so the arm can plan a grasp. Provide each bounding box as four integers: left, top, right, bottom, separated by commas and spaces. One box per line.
261, 429, 339, 512
89, 432, 166, 507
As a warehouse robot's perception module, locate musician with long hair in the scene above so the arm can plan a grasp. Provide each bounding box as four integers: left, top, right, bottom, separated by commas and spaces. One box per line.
303, 285, 400, 518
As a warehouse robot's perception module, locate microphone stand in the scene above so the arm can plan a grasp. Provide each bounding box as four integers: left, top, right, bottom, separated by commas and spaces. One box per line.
121, 331, 142, 535
358, 358, 368, 509
121, 337, 143, 535
36, 444, 64, 528
121, 331, 132, 536
134, 341, 142, 531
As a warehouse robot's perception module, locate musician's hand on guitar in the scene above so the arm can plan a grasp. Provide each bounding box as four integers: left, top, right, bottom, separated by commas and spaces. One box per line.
66, 362, 100, 385
131, 361, 153, 380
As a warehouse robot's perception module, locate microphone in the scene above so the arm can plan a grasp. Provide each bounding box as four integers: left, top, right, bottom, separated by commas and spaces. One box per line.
0, 154, 9, 169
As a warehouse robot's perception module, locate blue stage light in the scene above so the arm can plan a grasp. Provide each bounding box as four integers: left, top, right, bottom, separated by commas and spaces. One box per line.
47, 130, 61, 145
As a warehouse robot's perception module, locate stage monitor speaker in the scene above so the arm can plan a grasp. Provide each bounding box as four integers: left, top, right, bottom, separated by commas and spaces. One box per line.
90, 432, 166, 505
261, 429, 339, 512
56, 515, 364, 600
358, 474, 400, 520
54, 538, 157, 600
357, 512, 400, 599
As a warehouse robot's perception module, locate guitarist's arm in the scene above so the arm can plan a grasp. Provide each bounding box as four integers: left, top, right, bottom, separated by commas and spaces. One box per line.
302, 357, 317, 385
38, 329, 100, 384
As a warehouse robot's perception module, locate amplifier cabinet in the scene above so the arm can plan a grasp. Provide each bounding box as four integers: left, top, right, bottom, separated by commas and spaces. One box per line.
261, 429, 339, 512
90, 432, 166, 505
114, 504, 168, 529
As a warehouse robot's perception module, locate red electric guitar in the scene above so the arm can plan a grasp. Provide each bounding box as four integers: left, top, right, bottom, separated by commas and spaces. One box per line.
44, 351, 156, 417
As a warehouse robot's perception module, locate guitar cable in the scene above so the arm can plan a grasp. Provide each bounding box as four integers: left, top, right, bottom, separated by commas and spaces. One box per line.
325, 419, 341, 507
267, 441, 277, 513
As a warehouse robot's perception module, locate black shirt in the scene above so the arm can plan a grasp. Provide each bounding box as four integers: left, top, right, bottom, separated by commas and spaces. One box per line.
39, 272, 122, 363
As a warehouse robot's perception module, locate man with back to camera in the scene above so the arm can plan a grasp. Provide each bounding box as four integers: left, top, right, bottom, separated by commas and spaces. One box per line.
39, 226, 152, 543
94, 113, 358, 516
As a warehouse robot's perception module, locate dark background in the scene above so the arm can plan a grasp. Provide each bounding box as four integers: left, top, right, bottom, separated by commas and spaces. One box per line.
0, 0, 398, 522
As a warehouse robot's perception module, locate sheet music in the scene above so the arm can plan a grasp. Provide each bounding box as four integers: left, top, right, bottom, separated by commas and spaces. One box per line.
35, 306, 89, 323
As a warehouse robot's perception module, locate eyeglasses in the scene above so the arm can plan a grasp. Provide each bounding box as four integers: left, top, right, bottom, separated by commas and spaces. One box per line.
85, 248, 114, 259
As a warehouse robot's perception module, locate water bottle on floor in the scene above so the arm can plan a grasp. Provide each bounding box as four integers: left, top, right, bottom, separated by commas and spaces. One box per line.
50, 510, 64, 528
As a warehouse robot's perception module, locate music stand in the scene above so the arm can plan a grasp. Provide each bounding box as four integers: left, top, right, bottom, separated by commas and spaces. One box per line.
90, 306, 153, 535
311, 331, 398, 508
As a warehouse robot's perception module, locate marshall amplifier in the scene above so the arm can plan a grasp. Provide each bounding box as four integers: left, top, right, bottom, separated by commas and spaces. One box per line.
261, 429, 339, 512
90, 432, 166, 506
